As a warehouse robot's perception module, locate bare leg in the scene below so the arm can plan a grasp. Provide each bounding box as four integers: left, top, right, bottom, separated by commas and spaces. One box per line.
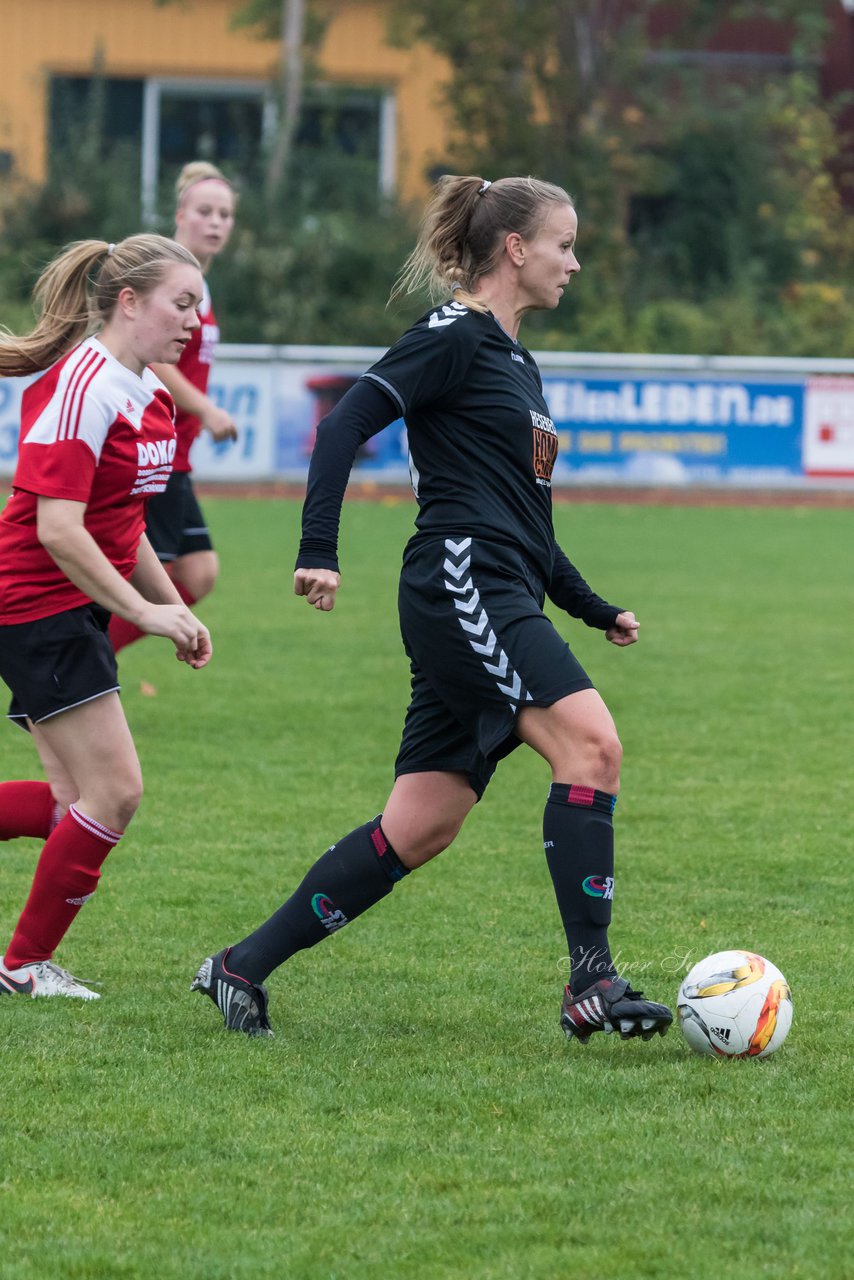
516, 688, 622, 791
171, 549, 219, 603
379, 770, 478, 868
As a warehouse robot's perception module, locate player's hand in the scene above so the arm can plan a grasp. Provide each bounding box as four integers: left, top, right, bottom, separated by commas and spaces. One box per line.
175, 625, 212, 669
605, 611, 639, 647
201, 404, 238, 442
294, 567, 340, 612
138, 604, 212, 666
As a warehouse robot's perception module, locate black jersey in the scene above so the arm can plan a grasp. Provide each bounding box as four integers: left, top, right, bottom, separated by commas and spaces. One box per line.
363, 302, 558, 581
296, 301, 621, 633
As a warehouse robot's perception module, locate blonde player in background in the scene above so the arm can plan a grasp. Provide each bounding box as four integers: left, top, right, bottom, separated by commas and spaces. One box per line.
110, 162, 238, 657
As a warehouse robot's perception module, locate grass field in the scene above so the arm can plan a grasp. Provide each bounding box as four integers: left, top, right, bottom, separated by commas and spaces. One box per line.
1, 495, 851, 1280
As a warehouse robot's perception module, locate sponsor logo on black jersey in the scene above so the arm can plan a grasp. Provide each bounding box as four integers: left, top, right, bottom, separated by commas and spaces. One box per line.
530, 410, 558, 486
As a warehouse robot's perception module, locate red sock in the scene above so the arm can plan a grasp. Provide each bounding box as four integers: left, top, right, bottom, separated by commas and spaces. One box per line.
173, 581, 198, 607
108, 581, 198, 654
3, 804, 122, 968
0, 781, 59, 840
108, 614, 146, 654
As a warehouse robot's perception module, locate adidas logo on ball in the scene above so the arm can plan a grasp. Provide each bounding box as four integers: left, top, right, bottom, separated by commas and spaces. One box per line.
711, 1025, 731, 1043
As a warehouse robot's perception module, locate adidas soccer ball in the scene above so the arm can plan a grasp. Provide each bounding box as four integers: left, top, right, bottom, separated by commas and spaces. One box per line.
677, 950, 793, 1059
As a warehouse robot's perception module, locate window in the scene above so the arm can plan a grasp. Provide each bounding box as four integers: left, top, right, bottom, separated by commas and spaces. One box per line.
142, 78, 394, 220
50, 73, 395, 222
49, 75, 145, 155
142, 78, 271, 223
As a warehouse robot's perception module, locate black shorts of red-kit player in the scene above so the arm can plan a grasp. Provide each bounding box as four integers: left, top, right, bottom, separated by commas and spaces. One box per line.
543, 783, 618, 996
0, 604, 118, 730
225, 816, 410, 986
145, 471, 214, 562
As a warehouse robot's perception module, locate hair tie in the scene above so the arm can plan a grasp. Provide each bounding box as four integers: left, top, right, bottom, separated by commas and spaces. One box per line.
450, 281, 463, 292
478, 180, 491, 195
107, 243, 115, 255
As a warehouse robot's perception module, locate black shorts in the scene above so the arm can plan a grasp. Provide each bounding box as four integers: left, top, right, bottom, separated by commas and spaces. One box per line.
0, 603, 119, 729
394, 536, 593, 799
145, 471, 213, 562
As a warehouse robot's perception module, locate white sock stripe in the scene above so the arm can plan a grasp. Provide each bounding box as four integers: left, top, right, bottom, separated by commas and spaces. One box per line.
68, 804, 123, 845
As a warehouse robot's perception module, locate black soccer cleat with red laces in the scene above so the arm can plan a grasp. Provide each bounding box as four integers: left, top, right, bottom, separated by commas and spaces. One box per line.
191, 947, 273, 1037
561, 976, 673, 1044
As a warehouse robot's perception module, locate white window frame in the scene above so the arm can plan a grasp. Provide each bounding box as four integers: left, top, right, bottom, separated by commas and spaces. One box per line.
141, 76, 273, 225
141, 76, 396, 223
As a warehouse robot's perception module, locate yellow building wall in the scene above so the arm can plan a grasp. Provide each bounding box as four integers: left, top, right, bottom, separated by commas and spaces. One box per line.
0, 0, 452, 201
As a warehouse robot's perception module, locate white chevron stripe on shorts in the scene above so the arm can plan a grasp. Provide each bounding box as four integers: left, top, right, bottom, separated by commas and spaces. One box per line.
443, 537, 534, 714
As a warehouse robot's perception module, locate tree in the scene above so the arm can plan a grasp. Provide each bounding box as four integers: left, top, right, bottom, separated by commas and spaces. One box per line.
157, 0, 334, 203
387, 0, 853, 354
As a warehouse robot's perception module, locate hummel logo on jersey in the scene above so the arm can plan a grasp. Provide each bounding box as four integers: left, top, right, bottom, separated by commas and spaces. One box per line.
428, 302, 469, 329
711, 1025, 731, 1044
511, 352, 525, 364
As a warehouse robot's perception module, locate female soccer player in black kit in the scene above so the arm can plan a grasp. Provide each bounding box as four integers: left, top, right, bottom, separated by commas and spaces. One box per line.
192, 174, 673, 1044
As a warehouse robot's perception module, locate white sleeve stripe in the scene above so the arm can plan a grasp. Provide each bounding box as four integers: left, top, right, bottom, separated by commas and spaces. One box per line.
57, 348, 98, 441
58, 350, 106, 442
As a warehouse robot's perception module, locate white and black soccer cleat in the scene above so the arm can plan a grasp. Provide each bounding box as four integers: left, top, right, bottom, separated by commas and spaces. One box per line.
191, 947, 273, 1037
0, 955, 100, 1000
561, 976, 673, 1044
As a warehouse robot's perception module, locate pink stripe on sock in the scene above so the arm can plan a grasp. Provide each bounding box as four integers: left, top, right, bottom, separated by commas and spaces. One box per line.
371, 826, 388, 857
567, 785, 596, 807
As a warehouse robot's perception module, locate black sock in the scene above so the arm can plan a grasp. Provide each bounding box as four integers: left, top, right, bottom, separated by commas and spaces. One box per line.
226, 816, 409, 985
543, 783, 618, 996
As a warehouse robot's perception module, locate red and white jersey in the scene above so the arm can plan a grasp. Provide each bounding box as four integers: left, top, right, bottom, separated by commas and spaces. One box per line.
173, 278, 219, 473
0, 336, 176, 623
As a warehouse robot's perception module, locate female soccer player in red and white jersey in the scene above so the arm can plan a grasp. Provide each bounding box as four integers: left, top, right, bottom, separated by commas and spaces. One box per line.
109, 162, 238, 656
0, 234, 212, 999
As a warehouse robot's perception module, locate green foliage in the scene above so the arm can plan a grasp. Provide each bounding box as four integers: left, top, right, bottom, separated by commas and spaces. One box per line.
389, 0, 854, 356
0, 66, 143, 313
211, 193, 417, 344
1, 497, 852, 1278
2, 1, 853, 354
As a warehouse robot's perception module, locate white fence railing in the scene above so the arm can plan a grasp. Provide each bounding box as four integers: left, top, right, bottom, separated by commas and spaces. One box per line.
2, 344, 854, 487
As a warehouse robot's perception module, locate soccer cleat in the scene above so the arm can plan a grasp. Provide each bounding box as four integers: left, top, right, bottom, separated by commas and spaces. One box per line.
191, 947, 273, 1038
0, 955, 100, 1000
561, 976, 672, 1044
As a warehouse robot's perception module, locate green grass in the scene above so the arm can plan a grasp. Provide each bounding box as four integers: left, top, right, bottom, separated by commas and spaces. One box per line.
1, 496, 851, 1280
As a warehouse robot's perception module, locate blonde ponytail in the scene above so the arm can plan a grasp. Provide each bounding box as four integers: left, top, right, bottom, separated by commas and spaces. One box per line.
0, 234, 199, 378
391, 174, 573, 307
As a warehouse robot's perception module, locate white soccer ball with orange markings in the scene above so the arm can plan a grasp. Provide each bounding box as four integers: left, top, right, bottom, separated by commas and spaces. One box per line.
677, 950, 793, 1059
